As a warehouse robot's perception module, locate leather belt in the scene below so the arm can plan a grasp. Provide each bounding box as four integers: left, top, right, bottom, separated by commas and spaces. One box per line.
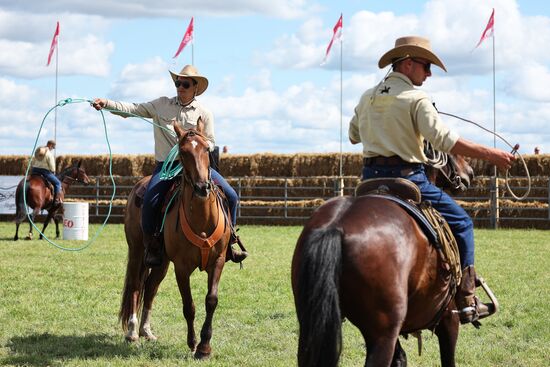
363, 155, 411, 166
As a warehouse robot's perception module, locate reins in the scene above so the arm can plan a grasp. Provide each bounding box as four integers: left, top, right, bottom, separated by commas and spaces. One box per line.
438, 110, 531, 200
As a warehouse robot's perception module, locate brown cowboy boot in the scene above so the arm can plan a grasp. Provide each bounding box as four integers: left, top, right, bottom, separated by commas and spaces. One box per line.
456, 265, 490, 324
143, 232, 164, 267
226, 232, 248, 263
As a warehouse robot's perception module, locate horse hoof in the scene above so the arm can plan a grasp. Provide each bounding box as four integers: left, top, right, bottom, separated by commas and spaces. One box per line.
124, 333, 139, 342
25, 235, 32, 240
13, 236, 18, 241
139, 328, 157, 341
193, 350, 211, 360
142, 334, 157, 341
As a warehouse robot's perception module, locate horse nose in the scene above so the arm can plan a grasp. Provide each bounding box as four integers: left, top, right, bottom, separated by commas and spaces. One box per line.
193, 182, 210, 197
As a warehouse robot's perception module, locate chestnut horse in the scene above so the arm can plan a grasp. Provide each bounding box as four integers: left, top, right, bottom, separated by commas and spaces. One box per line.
291, 155, 475, 367
13, 161, 91, 241
119, 121, 231, 359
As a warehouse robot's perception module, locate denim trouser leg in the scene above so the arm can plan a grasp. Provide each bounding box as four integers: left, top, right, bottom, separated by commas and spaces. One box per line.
141, 163, 175, 235
211, 169, 238, 227
362, 164, 475, 267
32, 167, 62, 194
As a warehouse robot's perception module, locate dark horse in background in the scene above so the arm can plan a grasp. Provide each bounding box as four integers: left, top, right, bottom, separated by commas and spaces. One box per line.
292, 154, 478, 367
119, 120, 231, 359
13, 161, 91, 241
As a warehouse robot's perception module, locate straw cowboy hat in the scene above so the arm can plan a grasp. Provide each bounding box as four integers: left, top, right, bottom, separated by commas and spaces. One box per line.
378, 36, 447, 72
169, 65, 209, 96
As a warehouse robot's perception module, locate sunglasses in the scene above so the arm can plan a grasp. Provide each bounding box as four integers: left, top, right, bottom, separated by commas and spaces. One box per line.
411, 58, 431, 72
174, 80, 194, 89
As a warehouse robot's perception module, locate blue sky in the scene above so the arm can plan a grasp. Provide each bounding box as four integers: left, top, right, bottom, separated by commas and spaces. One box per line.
0, 0, 548, 157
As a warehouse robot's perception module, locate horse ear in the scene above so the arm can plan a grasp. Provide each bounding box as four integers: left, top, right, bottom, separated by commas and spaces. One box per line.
173, 121, 185, 139
77, 160, 82, 169
196, 117, 204, 134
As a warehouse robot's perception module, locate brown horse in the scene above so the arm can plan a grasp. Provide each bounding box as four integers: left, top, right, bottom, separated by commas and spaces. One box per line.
119, 120, 231, 359
291, 155, 477, 367
13, 161, 91, 241
426, 154, 474, 194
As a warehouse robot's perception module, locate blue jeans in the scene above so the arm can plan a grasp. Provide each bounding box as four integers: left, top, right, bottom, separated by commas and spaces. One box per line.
32, 167, 62, 195
142, 162, 238, 235
362, 164, 474, 267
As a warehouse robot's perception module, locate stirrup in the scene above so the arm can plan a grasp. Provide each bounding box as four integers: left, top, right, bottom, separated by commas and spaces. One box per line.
475, 277, 499, 319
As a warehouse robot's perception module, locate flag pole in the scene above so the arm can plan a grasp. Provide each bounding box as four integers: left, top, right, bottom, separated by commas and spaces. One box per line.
491, 21, 499, 229
54, 33, 59, 160
338, 34, 344, 196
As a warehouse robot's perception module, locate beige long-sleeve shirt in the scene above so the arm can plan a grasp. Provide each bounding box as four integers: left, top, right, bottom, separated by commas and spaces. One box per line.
32, 147, 56, 172
349, 72, 459, 163
104, 97, 214, 162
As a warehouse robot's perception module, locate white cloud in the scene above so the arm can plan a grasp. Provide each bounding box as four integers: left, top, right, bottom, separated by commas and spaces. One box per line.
0, 0, 316, 19
0, 0, 549, 157
0, 11, 113, 78
109, 57, 174, 101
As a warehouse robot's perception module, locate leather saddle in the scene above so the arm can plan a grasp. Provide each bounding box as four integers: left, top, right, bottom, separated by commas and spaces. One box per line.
355, 178, 438, 247
133, 177, 231, 228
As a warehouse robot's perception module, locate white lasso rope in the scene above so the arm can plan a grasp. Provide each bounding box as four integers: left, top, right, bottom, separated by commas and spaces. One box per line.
438, 111, 531, 200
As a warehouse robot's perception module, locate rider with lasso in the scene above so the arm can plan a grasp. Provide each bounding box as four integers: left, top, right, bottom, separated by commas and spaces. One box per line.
348, 36, 515, 325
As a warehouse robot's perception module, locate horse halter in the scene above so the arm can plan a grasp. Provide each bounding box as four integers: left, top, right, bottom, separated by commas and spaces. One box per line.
179, 130, 214, 197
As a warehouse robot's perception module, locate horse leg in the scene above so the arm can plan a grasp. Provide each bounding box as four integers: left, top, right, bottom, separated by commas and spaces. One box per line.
435, 310, 460, 367
54, 214, 61, 239
14, 221, 21, 241
26, 208, 40, 240
139, 261, 170, 340
40, 211, 54, 240
390, 339, 407, 367
120, 239, 148, 342
174, 266, 198, 353
365, 333, 401, 367
195, 257, 225, 360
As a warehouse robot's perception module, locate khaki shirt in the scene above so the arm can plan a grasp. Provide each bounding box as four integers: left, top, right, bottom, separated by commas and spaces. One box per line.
348, 72, 459, 163
32, 147, 55, 172
105, 97, 214, 161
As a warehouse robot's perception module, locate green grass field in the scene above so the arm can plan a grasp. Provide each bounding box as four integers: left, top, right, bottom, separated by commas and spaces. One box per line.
0, 223, 549, 366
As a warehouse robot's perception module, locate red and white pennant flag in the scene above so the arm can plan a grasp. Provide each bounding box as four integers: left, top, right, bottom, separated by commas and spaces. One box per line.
46, 21, 60, 66
322, 14, 343, 65
475, 8, 494, 49
173, 17, 194, 59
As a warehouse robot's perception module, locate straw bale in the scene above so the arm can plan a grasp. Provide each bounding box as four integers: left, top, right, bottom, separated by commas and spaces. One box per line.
0, 156, 30, 175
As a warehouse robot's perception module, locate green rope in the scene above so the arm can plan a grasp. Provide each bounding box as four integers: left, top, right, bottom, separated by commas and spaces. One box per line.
99, 105, 183, 181
24, 98, 115, 251
160, 144, 183, 180
24, 97, 184, 250
159, 189, 180, 233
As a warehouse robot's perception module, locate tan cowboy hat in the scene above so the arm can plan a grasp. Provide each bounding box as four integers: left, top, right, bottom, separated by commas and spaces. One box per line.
378, 36, 447, 72
169, 64, 209, 96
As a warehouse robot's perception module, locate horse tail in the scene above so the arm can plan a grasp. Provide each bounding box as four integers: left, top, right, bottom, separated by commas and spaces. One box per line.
296, 226, 343, 367
14, 180, 27, 223
119, 250, 148, 331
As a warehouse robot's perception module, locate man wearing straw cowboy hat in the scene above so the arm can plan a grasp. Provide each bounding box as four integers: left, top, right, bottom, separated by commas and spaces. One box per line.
92, 64, 247, 267
349, 36, 515, 325
32, 139, 62, 206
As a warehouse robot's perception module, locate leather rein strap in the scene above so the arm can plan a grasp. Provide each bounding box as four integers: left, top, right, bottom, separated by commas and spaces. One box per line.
178, 193, 226, 271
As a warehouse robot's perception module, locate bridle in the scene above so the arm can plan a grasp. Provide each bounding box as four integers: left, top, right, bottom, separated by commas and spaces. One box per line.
179, 129, 215, 198
59, 166, 88, 185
